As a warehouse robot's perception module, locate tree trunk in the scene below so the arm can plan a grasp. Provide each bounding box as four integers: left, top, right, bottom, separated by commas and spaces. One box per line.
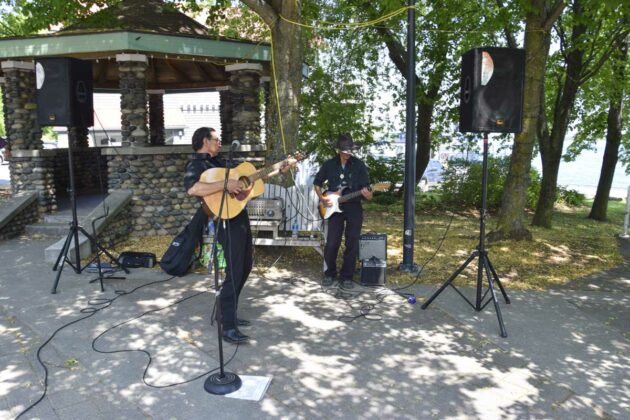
267, 19, 303, 161
490, 0, 564, 241
241, 1, 303, 163
533, 0, 586, 228
416, 100, 432, 183
589, 39, 628, 221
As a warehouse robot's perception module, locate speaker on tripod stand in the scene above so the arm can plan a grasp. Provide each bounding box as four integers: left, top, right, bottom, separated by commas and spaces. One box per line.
36, 57, 127, 293
421, 47, 525, 337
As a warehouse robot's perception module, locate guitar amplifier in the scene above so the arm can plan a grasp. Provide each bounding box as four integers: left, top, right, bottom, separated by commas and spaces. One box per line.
359, 233, 387, 261
360, 257, 386, 286
246, 198, 284, 220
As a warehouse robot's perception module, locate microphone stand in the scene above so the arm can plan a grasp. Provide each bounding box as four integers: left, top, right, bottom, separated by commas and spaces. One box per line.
204, 142, 242, 395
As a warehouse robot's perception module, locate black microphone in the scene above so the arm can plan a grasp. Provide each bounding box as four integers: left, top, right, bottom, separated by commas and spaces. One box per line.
230, 140, 240, 150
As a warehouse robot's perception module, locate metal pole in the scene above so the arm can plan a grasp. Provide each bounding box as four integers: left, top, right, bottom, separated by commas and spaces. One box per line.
399, 0, 419, 273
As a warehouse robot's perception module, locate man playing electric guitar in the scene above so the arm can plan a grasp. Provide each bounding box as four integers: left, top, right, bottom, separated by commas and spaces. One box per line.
184, 127, 292, 344
314, 134, 373, 289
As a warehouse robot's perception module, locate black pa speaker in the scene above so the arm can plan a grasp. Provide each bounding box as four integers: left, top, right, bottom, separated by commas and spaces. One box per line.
459, 47, 525, 133
35, 57, 94, 127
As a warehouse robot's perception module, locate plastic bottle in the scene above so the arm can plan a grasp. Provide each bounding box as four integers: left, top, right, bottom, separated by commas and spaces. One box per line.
291, 221, 299, 239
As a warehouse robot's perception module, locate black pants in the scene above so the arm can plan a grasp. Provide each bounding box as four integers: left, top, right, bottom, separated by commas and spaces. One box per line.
216, 211, 253, 330
324, 202, 363, 281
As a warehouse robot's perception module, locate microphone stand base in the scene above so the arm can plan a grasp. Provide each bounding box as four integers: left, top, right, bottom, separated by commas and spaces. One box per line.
204, 371, 242, 395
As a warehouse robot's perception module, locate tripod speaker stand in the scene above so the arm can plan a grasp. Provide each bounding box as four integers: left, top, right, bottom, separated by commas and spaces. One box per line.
421, 133, 510, 337
51, 142, 128, 294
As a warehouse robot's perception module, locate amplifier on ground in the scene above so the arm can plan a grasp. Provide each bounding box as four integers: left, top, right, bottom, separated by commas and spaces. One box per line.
359, 233, 387, 261
360, 257, 386, 286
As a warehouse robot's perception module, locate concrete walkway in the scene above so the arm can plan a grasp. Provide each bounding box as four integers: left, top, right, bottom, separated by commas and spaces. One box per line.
0, 236, 628, 419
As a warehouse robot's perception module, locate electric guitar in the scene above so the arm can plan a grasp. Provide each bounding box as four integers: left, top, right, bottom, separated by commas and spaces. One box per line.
318, 182, 390, 219
201, 153, 304, 220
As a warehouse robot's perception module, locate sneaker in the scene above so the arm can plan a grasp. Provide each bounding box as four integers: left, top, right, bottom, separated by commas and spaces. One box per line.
322, 276, 335, 287
339, 278, 354, 289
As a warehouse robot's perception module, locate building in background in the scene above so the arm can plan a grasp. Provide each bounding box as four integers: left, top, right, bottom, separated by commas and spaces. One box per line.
53, 91, 221, 147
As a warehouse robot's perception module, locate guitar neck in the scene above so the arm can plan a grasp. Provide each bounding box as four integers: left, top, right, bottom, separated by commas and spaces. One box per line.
338, 188, 366, 204
247, 160, 286, 184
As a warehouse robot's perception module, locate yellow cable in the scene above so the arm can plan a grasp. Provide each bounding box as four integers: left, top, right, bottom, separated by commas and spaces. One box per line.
279, 6, 415, 30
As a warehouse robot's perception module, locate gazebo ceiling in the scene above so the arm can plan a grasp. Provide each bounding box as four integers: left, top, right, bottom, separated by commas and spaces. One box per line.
0, 0, 270, 91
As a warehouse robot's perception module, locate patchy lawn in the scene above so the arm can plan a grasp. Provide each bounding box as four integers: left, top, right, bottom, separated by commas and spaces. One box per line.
112, 200, 626, 291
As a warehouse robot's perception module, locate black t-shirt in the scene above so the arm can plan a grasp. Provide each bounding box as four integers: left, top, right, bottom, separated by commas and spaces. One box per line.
313, 155, 370, 203
184, 153, 233, 192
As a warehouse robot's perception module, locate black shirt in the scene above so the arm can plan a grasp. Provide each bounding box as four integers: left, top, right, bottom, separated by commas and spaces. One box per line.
313, 155, 370, 203
183, 153, 230, 192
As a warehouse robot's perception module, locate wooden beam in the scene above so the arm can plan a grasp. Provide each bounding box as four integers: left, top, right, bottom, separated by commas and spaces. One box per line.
193, 61, 213, 81
96, 60, 109, 84
164, 58, 193, 83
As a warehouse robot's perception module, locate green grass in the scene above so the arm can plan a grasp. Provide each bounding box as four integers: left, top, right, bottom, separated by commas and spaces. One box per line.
112, 198, 626, 291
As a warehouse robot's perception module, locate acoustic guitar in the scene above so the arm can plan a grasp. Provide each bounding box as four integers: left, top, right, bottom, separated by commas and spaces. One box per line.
201, 153, 304, 219
319, 182, 391, 219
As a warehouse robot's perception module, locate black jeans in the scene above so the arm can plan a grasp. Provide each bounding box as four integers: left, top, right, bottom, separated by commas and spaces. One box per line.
324, 202, 363, 281
216, 211, 253, 330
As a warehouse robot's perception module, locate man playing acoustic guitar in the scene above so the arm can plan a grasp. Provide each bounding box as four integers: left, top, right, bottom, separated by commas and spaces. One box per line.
185, 127, 293, 344
314, 134, 373, 289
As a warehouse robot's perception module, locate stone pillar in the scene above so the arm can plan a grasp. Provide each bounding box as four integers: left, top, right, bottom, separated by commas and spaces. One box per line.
147, 89, 165, 146
1, 61, 42, 150
261, 76, 271, 145
117, 54, 148, 146
0, 76, 9, 159
68, 126, 89, 148
10, 149, 57, 216
218, 86, 233, 144
225, 63, 262, 145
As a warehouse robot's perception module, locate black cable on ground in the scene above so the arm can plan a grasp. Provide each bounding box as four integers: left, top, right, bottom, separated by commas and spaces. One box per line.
15, 275, 239, 419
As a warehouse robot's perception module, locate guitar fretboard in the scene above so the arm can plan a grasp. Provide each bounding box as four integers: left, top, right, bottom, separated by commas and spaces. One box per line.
246, 160, 287, 184
338, 188, 368, 204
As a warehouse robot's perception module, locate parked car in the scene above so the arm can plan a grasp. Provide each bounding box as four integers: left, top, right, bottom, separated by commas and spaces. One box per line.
418, 159, 444, 192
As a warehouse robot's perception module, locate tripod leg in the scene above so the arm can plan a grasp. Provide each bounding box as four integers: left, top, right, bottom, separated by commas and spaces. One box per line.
485, 257, 510, 304
53, 229, 74, 272
422, 252, 477, 310
475, 251, 485, 311
78, 227, 130, 274
482, 256, 508, 338
51, 230, 74, 294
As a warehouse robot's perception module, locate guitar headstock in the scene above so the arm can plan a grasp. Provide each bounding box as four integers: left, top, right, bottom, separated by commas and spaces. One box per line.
371, 182, 392, 192
280, 151, 307, 172
286, 151, 307, 163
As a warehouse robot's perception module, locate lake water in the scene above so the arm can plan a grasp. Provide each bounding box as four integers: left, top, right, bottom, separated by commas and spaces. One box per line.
530, 141, 630, 199
442, 139, 630, 199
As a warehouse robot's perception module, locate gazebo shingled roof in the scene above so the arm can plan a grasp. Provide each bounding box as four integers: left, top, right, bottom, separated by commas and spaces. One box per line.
61, 0, 210, 36
0, 0, 271, 91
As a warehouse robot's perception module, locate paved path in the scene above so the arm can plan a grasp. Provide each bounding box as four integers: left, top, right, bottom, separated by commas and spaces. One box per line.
0, 236, 628, 419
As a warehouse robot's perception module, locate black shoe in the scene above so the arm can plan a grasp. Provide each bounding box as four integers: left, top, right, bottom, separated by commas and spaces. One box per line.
237, 318, 251, 327
322, 276, 335, 287
339, 278, 354, 289
222, 328, 250, 344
